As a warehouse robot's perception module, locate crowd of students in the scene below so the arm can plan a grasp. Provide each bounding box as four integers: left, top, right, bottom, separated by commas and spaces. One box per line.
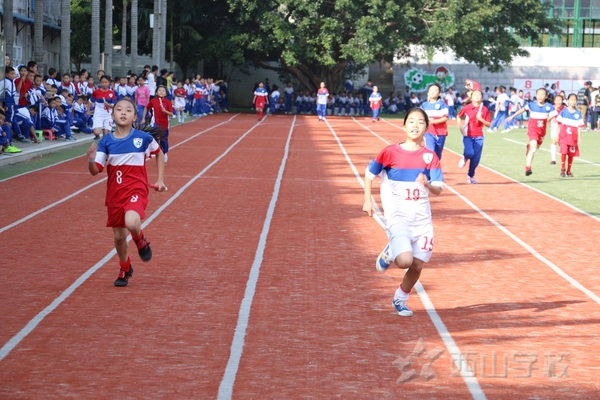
0, 62, 229, 155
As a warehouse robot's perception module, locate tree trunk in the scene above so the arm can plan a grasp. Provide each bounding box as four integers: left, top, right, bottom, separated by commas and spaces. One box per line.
91, 0, 101, 74
121, 0, 128, 76
152, 0, 160, 67
131, 0, 138, 74
105, 0, 114, 76
160, 0, 167, 69
4, 0, 14, 61
61, 0, 71, 74
34, 0, 44, 74
169, 3, 173, 72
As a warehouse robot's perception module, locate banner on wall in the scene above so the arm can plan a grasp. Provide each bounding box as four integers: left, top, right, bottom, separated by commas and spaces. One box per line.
513, 79, 600, 100
404, 66, 455, 93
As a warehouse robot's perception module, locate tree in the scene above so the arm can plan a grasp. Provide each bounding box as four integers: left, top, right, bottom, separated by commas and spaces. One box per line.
3, 0, 14, 61
131, 0, 138, 73
34, 0, 44, 73
71, 0, 92, 72
105, 0, 114, 76
91, 0, 101, 74
61, 0, 72, 73
227, 0, 562, 92
121, 0, 128, 76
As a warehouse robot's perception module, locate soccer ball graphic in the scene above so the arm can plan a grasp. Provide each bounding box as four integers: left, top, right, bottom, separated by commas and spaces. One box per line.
412, 73, 423, 84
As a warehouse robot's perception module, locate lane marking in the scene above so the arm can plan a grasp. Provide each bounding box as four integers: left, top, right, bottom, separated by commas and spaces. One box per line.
218, 116, 296, 399
0, 115, 241, 235
503, 138, 600, 167
0, 115, 262, 363
330, 119, 486, 400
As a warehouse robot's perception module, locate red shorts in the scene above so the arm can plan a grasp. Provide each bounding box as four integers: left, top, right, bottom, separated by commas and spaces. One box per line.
560, 143, 580, 157
527, 131, 546, 146
255, 99, 265, 109
106, 194, 148, 228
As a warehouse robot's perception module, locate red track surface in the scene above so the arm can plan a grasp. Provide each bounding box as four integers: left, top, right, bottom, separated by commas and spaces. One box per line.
1, 114, 599, 398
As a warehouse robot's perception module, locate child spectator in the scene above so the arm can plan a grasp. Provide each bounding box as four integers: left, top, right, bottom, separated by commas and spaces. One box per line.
13, 105, 41, 143
316, 82, 329, 121
421, 83, 449, 160
173, 81, 187, 123
134, 76, 150, 125
42, 96, 76, 141
284, 82, 294, 114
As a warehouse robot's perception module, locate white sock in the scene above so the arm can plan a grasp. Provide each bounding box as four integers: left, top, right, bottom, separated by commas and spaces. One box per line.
394, 287, 410, 301
550, 144, 556, 161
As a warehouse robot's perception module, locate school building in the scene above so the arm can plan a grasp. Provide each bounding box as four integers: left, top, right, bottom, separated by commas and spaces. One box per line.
0, 1, 63, 69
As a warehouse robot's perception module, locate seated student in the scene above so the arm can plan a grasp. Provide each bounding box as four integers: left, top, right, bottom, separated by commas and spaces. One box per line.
270, 85, 281, 114
41, 96, 76, 141
73, 95, 92, 127
58, 73, 77, 98
308, 91, 317, 114
337, 91, 348, 115
387, 98, 399, 114
219, 89, 228, 113
347, 92, 359, 115
0, 111, 22, 153
295, 90, 305, 114
114, 76, 129, 100
13, 105, 42, 143
278, 98, 286, 113
327, 94, 336, 115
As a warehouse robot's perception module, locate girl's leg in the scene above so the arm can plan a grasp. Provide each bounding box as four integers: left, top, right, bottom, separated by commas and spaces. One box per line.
112, 227, 130, 263
567, 154, 574, 175
560, 153, 567, 175
467, 136, 485, 178
435, 135, 447, 160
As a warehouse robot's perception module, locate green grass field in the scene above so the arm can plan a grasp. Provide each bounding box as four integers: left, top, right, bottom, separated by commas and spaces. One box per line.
442, 125, 600, 218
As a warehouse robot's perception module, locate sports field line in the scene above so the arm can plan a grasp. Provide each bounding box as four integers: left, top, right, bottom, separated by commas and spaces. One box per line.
327, 119, 486, 400
502, 138, 600, 167
0, 114, 258, 363
381, 119, 600, 224
368, 119, 600, 305
217, 116, 296, 400
0, 114, 240, 235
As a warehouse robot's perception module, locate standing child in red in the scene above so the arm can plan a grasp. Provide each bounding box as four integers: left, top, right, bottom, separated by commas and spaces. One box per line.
253, 82, 269, 121
143, 86, 174, 162
557, 93, 584, 177
86, 97, 167, 286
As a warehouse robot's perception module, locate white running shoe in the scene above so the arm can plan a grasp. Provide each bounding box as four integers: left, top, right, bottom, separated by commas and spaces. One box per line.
392, 299, 413, 317
468, 176, 477, 184
458, 157, 466, 169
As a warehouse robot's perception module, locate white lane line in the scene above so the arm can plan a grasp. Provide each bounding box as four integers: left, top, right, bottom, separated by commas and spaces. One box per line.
502, 138, 600, 166
217, 116, 296, 399
328, 119, 486, 400
0, 114, 258, 363
0, 115, 240, 234
382, 119, 600, 224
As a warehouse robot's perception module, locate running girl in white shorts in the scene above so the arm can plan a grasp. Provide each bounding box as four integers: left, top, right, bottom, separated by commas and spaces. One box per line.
363, 107, 444, 316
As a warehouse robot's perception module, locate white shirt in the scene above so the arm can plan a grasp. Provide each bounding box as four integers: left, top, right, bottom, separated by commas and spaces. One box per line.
147, 73, 156, 96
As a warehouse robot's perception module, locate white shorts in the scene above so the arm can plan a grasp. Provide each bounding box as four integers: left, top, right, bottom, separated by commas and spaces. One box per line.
550, 123, 559, 140
93, 113, 113, 130
174, 97, 186, 110
388, 222, 434, 263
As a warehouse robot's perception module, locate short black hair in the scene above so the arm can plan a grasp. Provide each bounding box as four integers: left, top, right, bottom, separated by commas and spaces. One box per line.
48, 68, 57, 76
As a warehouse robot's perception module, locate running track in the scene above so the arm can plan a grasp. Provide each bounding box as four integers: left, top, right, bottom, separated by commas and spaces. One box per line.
1, 113, 599, 398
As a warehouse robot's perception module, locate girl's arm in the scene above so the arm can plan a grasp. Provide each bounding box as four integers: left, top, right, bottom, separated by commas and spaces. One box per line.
477, 114, 491, 127
153, 150, 167, 191
363, 172, 376, 216
87, 143, 100, 176
506, 107, 526, 121
416, 173, 443, 196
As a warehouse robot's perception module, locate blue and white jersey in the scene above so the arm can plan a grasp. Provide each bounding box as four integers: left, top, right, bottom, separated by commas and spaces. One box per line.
126, 84, 137, 98
284, 87, 294, 97
41, 107, 59, 127
270, 89, 281, 103
317, 88, 329, 105
74, 102, 88, 116
27, 85, 46, 105
338, 95, 348, 105
46, 77, 60, 87
114, 84, 129, 100
58, 82, 77, 96
253, 87, 268, 98
421, 100, 448, 119
557, 107, 585, 128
